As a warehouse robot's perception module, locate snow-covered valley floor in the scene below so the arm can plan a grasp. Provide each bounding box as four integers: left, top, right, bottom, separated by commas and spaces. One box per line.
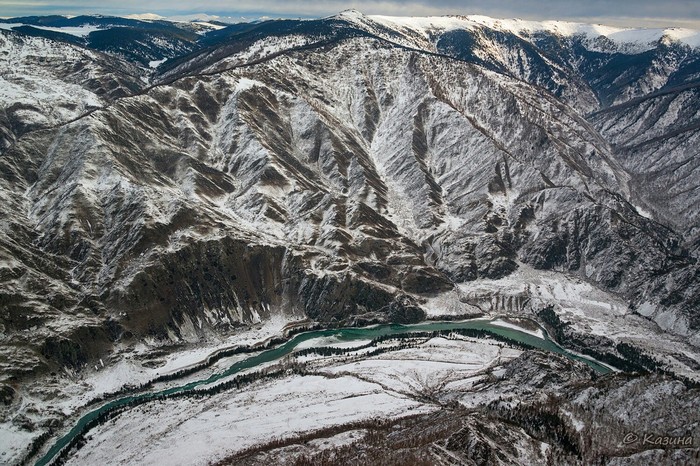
0, 315, 310, 465
7, 281, 700, 466
63, 335, 519, 465
6, 305, 700, 465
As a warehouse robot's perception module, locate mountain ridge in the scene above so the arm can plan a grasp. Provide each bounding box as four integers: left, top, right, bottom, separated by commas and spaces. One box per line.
2, 11, 700, 465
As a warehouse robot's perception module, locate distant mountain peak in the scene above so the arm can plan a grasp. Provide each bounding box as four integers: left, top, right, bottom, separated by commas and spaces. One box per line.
336, 9, 366, 19
335, 12, 700, 51
124, 13, 165, 21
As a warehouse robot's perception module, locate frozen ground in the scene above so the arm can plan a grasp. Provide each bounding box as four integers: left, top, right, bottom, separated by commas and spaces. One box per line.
320, 337, 521, 394
489, 318, 546, 339
6, 272, 699, 466
9, 272, 700, 465
66, 375, 430, 466
0, 315, 305, 466
62, 336, 518, 466
455, 264, 700, 380
0, 23, 105, 37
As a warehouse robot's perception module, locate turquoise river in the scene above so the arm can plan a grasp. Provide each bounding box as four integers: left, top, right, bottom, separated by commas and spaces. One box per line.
35, 319, 611, 465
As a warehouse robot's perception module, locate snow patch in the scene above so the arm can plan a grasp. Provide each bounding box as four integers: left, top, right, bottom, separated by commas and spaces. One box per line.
149, 58, 167, 68
490, 318, 545, 339
0, 423, 34, 466
636, 301, 657, 317
0, 23, 104, 37
235, 77, 261, 92
67, 375, 432, 466
124, 13, 165, 21
192, 21, 226, 32
294, 336, 373, 351
634, 205, 654, 219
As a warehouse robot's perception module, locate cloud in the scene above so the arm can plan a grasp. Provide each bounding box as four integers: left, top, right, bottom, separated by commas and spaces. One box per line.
0, 0, 698, 28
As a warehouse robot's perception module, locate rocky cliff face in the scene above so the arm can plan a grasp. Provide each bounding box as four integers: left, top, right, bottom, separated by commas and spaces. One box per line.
1, 11, 699, 382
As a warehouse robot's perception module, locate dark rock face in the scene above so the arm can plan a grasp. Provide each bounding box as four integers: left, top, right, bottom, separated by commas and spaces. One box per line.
0, 384, 15, 405
388, 295, 426, 324
41, 337, 87, 370
111, 239, 290, 339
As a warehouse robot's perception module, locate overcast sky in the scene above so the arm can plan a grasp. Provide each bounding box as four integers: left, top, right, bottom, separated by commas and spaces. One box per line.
1, 1, 699, 28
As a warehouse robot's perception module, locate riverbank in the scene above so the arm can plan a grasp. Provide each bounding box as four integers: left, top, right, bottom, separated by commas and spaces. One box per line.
30, 317, 615, 466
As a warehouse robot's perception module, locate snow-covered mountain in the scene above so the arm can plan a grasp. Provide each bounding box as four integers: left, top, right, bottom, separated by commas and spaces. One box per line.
2, 10, 700, 466
0, 30, 144, 150
343, 10, 700, 51
0, 15, 224, 67
336, 10, 700, 110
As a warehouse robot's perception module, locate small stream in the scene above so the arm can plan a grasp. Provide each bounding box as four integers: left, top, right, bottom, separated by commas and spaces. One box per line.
35, 319, 610, 465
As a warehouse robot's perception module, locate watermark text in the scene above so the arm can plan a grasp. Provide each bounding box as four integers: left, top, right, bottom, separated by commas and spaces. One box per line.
623, 432, 693, 447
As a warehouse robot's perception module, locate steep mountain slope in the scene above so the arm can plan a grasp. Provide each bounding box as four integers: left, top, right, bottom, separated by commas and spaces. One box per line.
0, 30, 147, 381
2, 18, 699, 382
315, 11, 700, 335
2, 12, 700, 465
160, 11, 700, 335
590, 83, 700, 240
0, 30, 144, 151
334, 10, 700, 112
